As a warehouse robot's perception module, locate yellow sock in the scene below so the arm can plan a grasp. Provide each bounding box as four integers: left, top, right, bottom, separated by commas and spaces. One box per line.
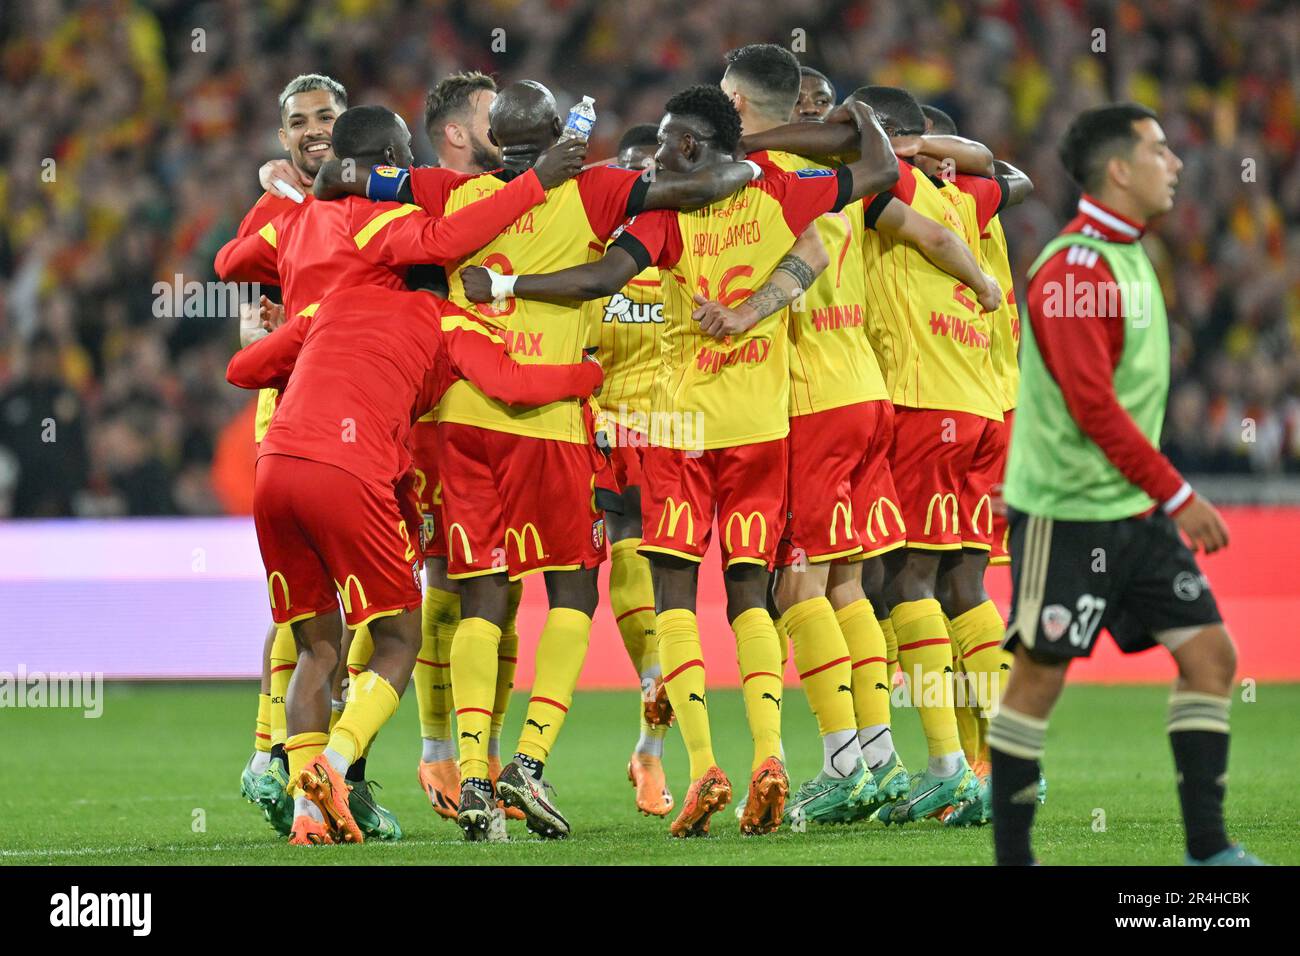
773, 613, 790, 670
329, 670, 399, 767
416, 587, 459, 740
835, 599, 890, 730
610, 538, 656, 675
891, 598, 960, 758
492, 582, 523, 739
733, 606, 783, 770
782, 597, 854, 736
949, 599, 1013, 762
881, 616, 898, 676
269, 624, 297, 749
347, 624, 374, 680
951, 641, 980, 763
517, 608, 591, 762
254, 693, 272, 753
451, 617, 500, 780
285, 731, 328, 797
657, 608, 714, 779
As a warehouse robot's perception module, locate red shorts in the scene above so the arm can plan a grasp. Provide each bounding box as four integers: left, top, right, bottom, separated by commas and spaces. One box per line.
409, 420, 445, 560
989, 409, 1013, 564
890, 408, 1005, 551
778, 401, 906, 566
437, 423, 607, 581
609, 436, 647, 490
254, 454, 422, 628
640, 438, 788, 570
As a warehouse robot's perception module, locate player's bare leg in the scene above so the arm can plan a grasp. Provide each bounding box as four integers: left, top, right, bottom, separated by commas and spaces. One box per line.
609, 489, 673, 816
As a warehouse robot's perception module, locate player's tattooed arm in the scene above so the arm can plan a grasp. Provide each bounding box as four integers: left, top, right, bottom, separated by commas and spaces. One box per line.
994, 159, 1034, 207
640, 162, 759, 211
874, 199, 1002, 312
461, 245, 641, 306
692, 223, 829, 340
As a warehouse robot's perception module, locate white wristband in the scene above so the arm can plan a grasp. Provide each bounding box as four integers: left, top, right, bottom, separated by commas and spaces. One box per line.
742, 159, 764, 181
1163, 482, 1193, 514
487, 269, 517, 301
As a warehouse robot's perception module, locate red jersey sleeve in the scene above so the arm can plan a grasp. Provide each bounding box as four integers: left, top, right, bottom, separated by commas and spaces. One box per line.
235, 192, 300, 238
356, 169, 545, 267
1027, 245, 1186, 507
225, 312, 311, 391
408, 166, 472, 217
577, 166, 650, 240
953, 174, 1008, 231
888, 158, 919, 205
214, 223, 281, 285
612, 209, 683, 270
439, 306, 604, 406
759, 167, 853, 236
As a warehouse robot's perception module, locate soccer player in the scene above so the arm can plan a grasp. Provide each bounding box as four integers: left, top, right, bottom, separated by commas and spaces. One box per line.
990, 103, 1261, 866
234, 73, 346, 838
593, 123, 677, 817
349, 80, 762, 840
464, 85, 902, 837
914, 103, 1036, 826
226, 283, 604, 845
793, 66, 835, 123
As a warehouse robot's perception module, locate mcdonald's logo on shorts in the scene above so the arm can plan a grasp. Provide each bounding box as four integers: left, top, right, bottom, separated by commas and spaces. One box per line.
334, 575, 370, 615
829, 501, 854, 546
505, 523, 546, 564
924, 493, 959, 536
866, 497, 905, 543
656, 497, 695, 545
447, 523, 474, 564
267, 571, 290, 610
970, 494, 993, 538
725, 510, 767, 553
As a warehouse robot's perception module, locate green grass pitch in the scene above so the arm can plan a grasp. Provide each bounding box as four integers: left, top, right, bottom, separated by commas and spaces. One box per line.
3, 683, 1296, 865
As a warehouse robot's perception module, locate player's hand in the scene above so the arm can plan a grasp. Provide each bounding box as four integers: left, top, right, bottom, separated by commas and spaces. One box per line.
692, 293, 752, 340
460, 265, 494, 303
259, 159, 311, 197
258, 295, 286, 331
238, 302, 267, 346
533, 138, 589, 189
1174, 495, 1230, 555
976, 273, 1002, 313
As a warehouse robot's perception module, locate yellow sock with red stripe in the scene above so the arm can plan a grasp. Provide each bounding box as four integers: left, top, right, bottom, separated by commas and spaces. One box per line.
516, 608, 591, 763
286, 731, 328, 797
328, 670, 399, 767
450, 617, 500, 780
782, 597, 855, 736
881, 616, 898, 676
733, 607, 784, 770
890, 598, 961, 759
491, 581, 523, 741
269, 624, 297, 749
346, 624, 374, 681
658, 609, 713, 779
950, 634, 980, 764
949, 600, 1013, 762
254, 693, 272, 753
610, 538, 656, 674
416, 588, 458, 740
835, 599, 891, 730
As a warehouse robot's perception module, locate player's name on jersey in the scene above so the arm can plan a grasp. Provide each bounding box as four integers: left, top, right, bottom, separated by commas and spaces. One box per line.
929, 310, 990, 349
696, 337, 771, 372
1038, 272, 1157, 324
690, 220, 763, 257
810, 303, 865, 332
602, 407, 707, 455
602, 293, 663, 324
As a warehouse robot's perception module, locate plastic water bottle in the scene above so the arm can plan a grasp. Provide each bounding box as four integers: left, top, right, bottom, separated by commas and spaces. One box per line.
562, 96, 596, 142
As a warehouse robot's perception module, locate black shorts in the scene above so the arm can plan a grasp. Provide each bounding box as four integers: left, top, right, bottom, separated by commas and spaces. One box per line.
1003, 508, 1222, 662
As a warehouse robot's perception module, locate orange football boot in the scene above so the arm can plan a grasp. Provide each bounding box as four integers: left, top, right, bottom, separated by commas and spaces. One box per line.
299, 755, 364, 844
489, 753, 524, 820
627, 752, 674, 816
641, 675, 674, 727
418, 759, 460, 821
738, 757, 788, 836
288, 813, 334, 846
668, 766, 731, 838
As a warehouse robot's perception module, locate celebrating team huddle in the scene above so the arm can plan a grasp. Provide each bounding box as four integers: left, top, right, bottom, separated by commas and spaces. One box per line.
218, 41, 1257, 866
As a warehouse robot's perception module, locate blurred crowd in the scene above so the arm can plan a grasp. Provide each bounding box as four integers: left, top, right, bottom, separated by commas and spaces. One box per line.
1, 0, 1297, 516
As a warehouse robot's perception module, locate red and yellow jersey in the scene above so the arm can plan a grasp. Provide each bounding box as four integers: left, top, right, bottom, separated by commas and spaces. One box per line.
754, 150, 888, 416
861, 162, 1003, 421
436, 165, 647, 443
982, 214, 1019, 411
587, 267, 664, 434
616, 165, 852, 450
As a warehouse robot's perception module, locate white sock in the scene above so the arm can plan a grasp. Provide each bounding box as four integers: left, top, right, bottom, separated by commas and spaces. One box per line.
294, 795, 324, 823
858, 724, 894, 770
823, 729, 862, 778
635, 725, 667, 758
488, 736, 501, 758
331, 698, 345, 715
422, 737, 454, 763
251, 751, 271, 773
323, 748, 350, 777
928, 751, 963, 778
